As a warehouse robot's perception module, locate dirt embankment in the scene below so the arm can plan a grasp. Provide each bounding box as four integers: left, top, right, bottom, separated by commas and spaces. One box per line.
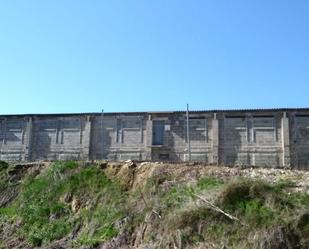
0, 160, 308, 249
102, 161, 309, 192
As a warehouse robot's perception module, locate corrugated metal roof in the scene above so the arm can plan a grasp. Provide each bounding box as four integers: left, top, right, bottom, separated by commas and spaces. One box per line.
1, 108, 309, 117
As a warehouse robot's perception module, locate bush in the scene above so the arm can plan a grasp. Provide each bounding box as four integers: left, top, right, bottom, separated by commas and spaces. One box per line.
217, 179, 287, 209
0, 161, 8, 171
217, 179, 253, 208
235, 200, 275, 227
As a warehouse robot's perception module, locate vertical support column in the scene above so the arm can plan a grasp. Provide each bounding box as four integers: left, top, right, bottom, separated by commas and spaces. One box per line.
0, 119, 7, 160
212, 113, 219, 165
2, 118, 7, 145
100, 111, 104, 158
145, 115, 153, 160
82, 115, 92, 160
186, 104, 191, 161
281, 112, 291, 167
24, 117, 33, 161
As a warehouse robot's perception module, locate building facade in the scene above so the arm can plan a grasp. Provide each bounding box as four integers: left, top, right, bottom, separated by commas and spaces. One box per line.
0, 109, 309, 169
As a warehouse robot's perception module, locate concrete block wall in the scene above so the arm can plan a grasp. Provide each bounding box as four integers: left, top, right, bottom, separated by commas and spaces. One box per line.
1, 109, 309, 169
30, 116, 90, 160
168, 113, 212, 162
0, 117, 30, 161
218, 113, 283, 167
290, 114, 309, 169
89, 115, 147, 161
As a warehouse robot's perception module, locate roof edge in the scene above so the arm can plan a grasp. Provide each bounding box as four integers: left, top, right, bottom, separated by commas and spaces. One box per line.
1, 107, 309, 117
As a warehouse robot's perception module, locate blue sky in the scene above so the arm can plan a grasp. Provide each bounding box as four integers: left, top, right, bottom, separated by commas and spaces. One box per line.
0, 0, 308, 114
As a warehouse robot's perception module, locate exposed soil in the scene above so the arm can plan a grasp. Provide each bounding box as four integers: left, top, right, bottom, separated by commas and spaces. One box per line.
0, 160, 308, 249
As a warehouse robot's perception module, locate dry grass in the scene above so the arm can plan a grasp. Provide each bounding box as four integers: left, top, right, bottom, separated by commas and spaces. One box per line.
0, 161, 308, 249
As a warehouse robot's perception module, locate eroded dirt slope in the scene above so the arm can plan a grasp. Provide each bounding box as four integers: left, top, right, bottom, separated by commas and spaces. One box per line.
0, 161, 308, 249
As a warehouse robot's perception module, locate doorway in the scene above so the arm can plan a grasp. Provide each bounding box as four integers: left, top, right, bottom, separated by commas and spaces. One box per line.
152, 120, 165, 145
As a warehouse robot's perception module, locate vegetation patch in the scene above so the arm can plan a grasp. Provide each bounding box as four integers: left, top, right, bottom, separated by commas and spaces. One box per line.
197, 176, 224, 190
0, 161, 127, 247
0, 161, 8, 171
0, 161, 308, 249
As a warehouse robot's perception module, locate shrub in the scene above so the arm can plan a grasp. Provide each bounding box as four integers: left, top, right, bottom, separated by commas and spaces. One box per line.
0, 161, 8, 171
234, 200, 275, 227
217, 179, 253, 208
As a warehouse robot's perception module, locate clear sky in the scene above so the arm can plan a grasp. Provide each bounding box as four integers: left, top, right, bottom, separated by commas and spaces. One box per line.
0, 0, 308, 114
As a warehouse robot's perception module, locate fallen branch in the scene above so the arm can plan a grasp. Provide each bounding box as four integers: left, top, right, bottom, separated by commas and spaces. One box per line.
152, 210, 162, 219
192, 193, 240, 222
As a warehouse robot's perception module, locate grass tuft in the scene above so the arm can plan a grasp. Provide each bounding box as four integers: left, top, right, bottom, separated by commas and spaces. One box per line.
197, 176, 224, 190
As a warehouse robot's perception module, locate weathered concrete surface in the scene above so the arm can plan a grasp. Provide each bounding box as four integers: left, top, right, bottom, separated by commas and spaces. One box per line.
1, 109, 309, 169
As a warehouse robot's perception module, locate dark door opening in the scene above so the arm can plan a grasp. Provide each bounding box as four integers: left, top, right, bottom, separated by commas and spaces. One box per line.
152, 120, 165, 145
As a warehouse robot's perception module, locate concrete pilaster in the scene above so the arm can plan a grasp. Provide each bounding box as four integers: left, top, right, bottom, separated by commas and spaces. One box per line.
281, 112, 291, 167
212, 114, 219, 165
82, 116, 92, 160
24, 117, 33, 161
145, 118, 153, 160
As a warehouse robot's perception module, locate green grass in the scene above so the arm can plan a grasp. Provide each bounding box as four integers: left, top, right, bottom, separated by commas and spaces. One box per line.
127, 174, 309, 248
197, 176, 224, 190
14, 162, 77, 245
234, 199, 275, 226
0, 161, 308, 249
0, 161, 127, 247
160, 185, 193, 209
0, 206, 17, 218
158, 178, 309, 248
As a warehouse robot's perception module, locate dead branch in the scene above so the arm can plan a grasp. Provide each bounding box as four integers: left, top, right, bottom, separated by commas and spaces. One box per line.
152, 210, 162, 219
192, 193, 240, 222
